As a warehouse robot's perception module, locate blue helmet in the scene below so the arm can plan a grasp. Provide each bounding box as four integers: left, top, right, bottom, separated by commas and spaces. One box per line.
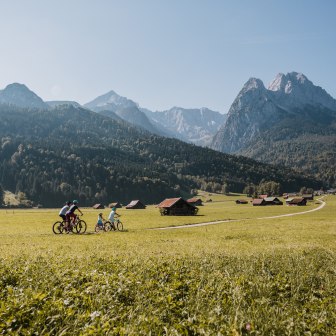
73, 200, 78, 204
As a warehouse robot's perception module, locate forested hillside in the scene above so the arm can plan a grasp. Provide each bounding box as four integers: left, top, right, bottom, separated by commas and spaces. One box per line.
0, 104, 320, 207
238, 106, 336, 186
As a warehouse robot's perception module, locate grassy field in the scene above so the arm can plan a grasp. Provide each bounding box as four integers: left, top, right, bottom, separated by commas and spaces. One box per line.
0, 195, 335, 334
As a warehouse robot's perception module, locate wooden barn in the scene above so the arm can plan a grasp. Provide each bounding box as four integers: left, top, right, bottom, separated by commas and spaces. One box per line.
187, 197, 203, 206
93, 203, 104, 209
235, 199, 249, 204
286, 197, 307, 206
158, 197, 198, 216
109, 202, 122, 208
125, 200, 146, 209
264, 197, 283, 205
252, 198, 266, 206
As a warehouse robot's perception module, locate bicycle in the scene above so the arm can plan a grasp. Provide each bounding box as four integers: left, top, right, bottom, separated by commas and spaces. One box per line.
94, 221, 110, 233
104, 218, 123, 231
52, 215, 87, 234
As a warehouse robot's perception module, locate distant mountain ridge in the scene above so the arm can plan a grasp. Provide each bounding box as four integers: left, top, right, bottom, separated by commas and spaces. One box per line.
0, 83, 226, 146
211, 72, 336, 184
0, 83, 48, 109
84, 90, 161, 135
143, 107, 226, 146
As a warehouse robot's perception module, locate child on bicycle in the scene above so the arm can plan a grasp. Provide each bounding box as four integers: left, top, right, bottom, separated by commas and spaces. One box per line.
108, 206, 119, 225
97, 212, 105, 229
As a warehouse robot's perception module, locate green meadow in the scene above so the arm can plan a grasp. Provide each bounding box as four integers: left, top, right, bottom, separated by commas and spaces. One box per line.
0, 195, 335, 335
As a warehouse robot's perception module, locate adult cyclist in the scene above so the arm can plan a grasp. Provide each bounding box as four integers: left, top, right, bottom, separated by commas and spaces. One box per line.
65, 200, 83, 230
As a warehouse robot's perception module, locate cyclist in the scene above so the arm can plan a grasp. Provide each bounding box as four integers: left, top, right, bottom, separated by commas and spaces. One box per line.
108, 206, 119, 226
59, 201, 71, 222
65, 200, 83, 231
97, 212, 106, 229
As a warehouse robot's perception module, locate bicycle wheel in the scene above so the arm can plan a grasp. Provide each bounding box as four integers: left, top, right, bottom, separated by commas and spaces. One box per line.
52, 221, 64, 234
107, 221, 116, 231
116, 220, 123, 231
104, 221, 112, 231
76, 220, 87, 234
94, 224, 101, 233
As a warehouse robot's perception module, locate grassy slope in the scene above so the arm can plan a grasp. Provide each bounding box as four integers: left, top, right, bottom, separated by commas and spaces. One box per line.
0, 196, 335, 334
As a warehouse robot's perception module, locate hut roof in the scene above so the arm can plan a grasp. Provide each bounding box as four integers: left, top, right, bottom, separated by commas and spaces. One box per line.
288, 197, 305, 204
125, 200, 146, 209
252, 198, 265, 205
158, 197, 183, 208
264, 197, 281, 202
158, 197, 196, 209
93, 203, 104, 209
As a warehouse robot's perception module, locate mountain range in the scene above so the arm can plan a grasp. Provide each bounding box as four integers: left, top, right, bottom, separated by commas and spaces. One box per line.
0, 102, 316, 206
1, 71, 335, 189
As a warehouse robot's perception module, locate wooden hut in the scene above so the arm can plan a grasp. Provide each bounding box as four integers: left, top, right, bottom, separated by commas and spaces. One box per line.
252, 198, 266, 206
264, 197, 283, 205
93, 203, 104, 209
158, 197, 198, 216
187, 197, 203, 206
235, 199, 249, 204
109, 202, 122, 208
125, 200, 146, 209
286, 197, 307, 206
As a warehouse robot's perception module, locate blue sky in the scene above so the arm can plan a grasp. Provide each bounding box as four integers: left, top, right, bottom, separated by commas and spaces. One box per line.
0, 0, 335, 113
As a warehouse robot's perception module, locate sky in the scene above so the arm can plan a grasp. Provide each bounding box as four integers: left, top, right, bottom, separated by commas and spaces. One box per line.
0, 0, 335, 113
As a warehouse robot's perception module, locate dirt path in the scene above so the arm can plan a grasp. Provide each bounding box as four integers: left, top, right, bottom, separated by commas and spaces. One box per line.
155, 197, 326, 230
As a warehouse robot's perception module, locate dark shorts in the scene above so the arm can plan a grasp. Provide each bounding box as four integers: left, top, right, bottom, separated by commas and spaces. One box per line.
59, 214, 66, 221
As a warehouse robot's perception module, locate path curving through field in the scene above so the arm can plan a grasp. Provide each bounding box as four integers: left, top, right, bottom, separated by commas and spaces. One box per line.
155, 197, 326, 230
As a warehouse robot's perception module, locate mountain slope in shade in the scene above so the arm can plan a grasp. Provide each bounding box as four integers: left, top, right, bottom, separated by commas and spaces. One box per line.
211, 72, 336, 185
0, 83, 48, 109
84, 90, 161, 135
143, 107, 226, 146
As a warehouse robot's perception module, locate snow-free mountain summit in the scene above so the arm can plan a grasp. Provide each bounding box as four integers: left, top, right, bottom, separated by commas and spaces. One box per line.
211, 72, 336, 184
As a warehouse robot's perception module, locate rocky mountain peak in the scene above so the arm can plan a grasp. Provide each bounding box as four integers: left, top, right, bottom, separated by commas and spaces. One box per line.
241, 77, 265, 93
84, 90, 137, 110
267, 72, 336, 110
0, 83, 47, 109
268, 72, 311, 94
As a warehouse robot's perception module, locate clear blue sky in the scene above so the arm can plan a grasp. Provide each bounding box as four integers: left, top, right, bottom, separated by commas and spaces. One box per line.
0, 0, 335, 113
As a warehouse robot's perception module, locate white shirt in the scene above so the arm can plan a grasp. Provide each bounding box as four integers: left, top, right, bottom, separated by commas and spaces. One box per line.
59, 205, 69, 216
108, 210, 116, 221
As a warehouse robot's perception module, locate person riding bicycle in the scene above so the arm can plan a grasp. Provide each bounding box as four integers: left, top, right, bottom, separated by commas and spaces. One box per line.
65, 200, 83, 230
108, 206, 119, 225
97, 212, 106, 229
59, 201, 71, 221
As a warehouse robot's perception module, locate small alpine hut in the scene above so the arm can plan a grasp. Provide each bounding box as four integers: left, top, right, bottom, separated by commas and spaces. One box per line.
93, 203, 105, 209
264, 197, 283, 205
235, 199, 249, 204
187, 197, 203, 206
109, 202, 122, 208
158, 197, 198, 216
252, 198, 266, 206
125, 200, 146, 209
286, 197, 307, 206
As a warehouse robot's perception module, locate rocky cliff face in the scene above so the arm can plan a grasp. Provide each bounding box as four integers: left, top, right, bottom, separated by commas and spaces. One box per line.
211, 72, 336, 153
